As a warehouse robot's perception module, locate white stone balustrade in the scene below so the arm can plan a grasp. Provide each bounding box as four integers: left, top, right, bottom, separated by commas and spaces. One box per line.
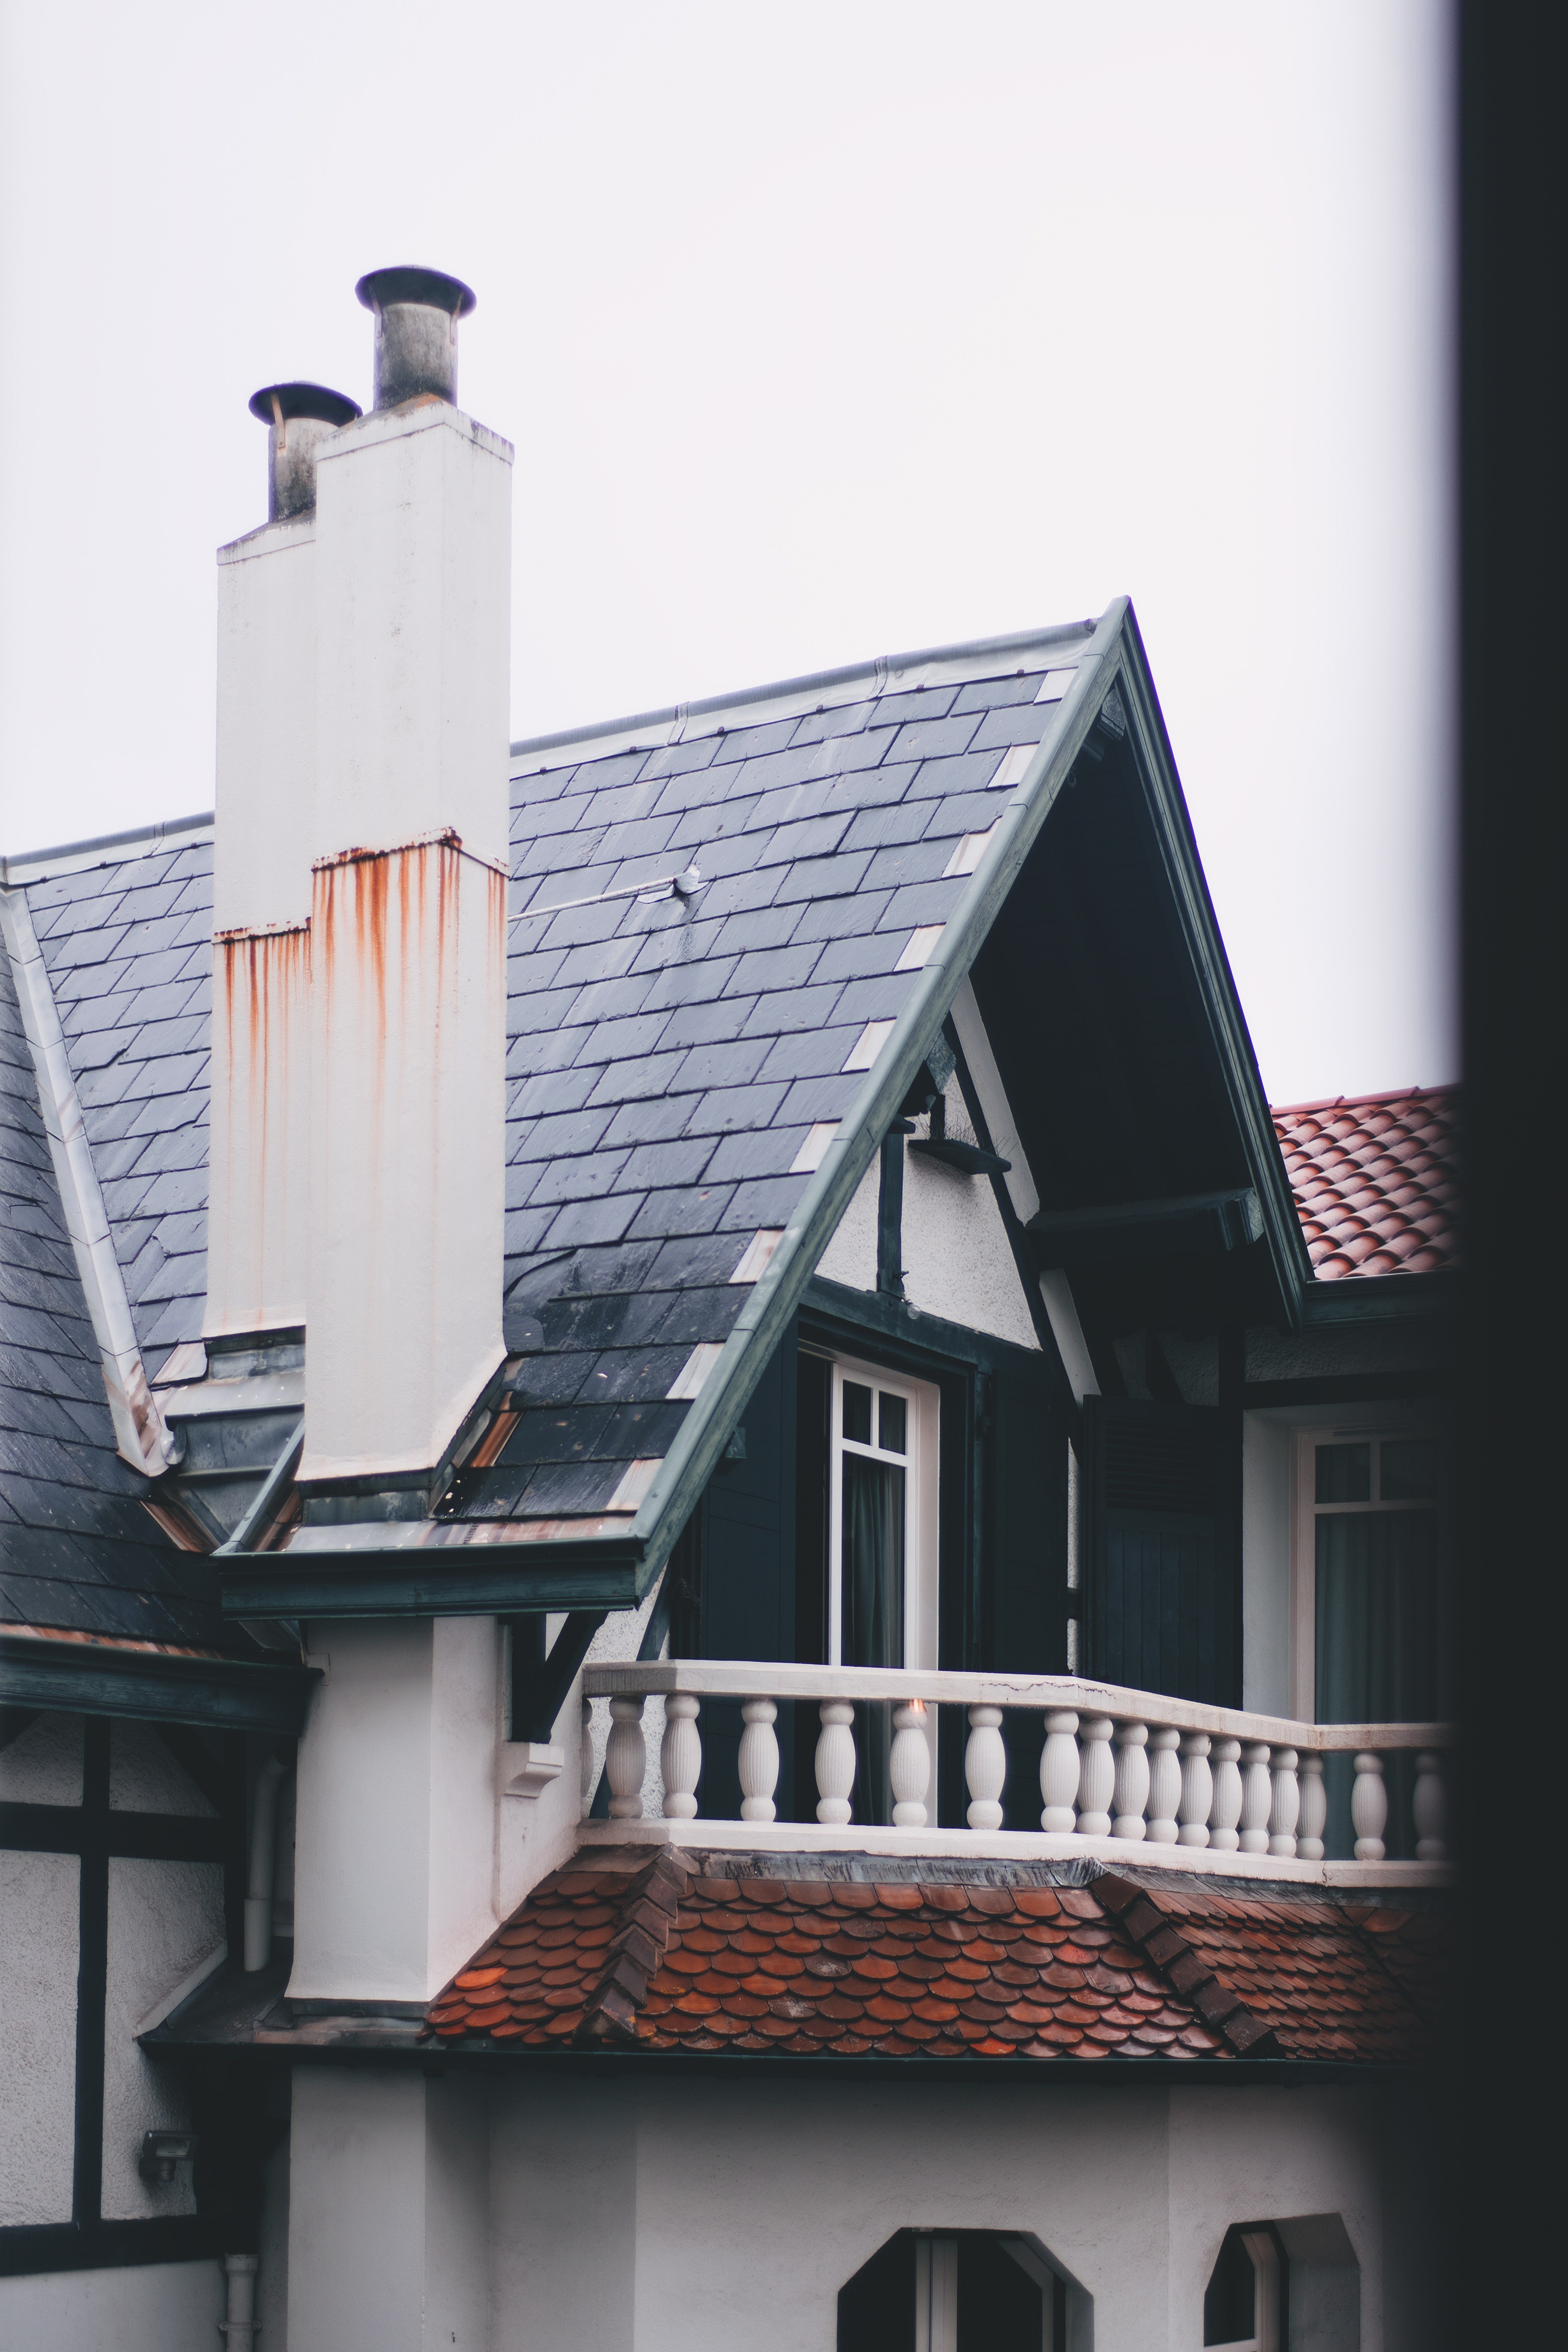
579, 1662, 1451, 1879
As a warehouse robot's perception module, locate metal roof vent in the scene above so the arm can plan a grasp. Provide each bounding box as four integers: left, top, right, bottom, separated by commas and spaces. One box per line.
354, 266, 477, 411
248, 382, 362, 522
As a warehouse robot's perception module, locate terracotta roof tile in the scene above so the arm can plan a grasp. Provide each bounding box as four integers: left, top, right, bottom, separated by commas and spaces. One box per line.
1271, 1083, 1458, 1281
427, 1856, 1440, 2066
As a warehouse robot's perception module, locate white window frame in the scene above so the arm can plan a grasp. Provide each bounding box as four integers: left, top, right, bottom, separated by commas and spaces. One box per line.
1288, 1404, 1444, 1722
1207, 2228, 1282, 2352
827, 1353, 940, 1673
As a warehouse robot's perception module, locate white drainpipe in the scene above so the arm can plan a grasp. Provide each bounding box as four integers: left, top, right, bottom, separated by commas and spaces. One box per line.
220, 2251, 259, 2349
244, 1754, 289, 1971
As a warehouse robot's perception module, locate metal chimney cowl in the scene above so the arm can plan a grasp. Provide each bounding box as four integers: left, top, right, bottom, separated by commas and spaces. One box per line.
248, 382, 362, 522
355, 265, 477, 410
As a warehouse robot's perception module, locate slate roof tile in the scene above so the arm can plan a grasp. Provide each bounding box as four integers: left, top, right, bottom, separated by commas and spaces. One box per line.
654, 998, 756, 1052
1272, 1086, 1458, 1280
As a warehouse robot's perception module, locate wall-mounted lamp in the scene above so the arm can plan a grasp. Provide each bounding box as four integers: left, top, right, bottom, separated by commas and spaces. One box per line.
138, 2129, 197, 2184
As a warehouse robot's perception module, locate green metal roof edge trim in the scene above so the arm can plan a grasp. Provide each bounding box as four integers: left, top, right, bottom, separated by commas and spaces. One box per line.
616, 598, 1130, 1597
0, 1633, 319, 1735
1111, 608, 1313, 1327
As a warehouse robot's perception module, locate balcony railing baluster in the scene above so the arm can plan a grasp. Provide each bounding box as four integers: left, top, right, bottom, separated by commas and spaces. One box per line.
578, 1662, 1451, 1879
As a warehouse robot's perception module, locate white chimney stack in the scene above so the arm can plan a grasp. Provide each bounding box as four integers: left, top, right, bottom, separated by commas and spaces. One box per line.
206, 381, 360, 1341
301, 268, 512, 1484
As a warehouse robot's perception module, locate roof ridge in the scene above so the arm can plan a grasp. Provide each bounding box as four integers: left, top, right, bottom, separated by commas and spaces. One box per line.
1093, 1873, 1283, 2059
1271, 1081, 1458, 1118
509, 617, 1100, 767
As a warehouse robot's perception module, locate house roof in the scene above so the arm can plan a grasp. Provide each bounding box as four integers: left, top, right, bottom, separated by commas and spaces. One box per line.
1271, 1085, 1458, 1280
0, 914, 233, 1646
2, 603, 1455, 1623
423, 1848, 1440, 2066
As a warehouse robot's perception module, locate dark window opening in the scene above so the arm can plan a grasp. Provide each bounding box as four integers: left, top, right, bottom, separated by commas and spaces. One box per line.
837, 2228, 1071, 2351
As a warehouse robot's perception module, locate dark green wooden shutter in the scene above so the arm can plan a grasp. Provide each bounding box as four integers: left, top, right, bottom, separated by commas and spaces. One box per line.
982, 1350, 1068, 1831
673, 1321, 798, 1815
984, 1350, 1068, 1674
1083, 1396, 1240, 1704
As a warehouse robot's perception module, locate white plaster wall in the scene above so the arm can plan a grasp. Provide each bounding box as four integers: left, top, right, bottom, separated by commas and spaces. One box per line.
101, 1857, 225, 2219
291, 1615, 504, 2004
287, 2067, 489, 2352
313, 404, 513, 869
0, 2259, 225, 2352
0, 1849, 78, 2225
214, 516, 317, 931
1242, 1411, 1293, 1719
0, 1709, 82, 1802
815, 1082, 1040, 1353
108, 1719, 217, 1814
488, 2073, 1409, 2352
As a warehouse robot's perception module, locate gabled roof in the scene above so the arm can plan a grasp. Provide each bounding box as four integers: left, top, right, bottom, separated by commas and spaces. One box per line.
5, 601, 1448, 1624
0, 914, 226, 1646
1272, 1085, 1458, 1279
232, 599, 1320, 1616
423, 1848, 1440, 2067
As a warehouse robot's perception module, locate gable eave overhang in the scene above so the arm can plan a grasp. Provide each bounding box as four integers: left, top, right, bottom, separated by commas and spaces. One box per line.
220, 596, 1295, 1620
1109, 609, 1314, 1330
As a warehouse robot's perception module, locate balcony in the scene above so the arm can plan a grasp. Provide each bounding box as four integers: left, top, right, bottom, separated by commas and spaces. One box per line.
579, 1663, 1451, 1885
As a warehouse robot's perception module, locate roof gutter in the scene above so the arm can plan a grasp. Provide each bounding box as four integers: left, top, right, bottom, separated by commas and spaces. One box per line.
0, 885, 180, 1475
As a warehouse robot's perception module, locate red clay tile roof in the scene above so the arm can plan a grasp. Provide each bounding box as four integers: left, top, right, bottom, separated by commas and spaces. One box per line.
1096, 1876, 1439, 2063
1271, 1084, 1458, 1280
425, 1852, 1439, 2066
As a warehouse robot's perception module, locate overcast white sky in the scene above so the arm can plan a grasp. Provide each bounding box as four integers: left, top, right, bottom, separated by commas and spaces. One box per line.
0, 2, 1452, 1106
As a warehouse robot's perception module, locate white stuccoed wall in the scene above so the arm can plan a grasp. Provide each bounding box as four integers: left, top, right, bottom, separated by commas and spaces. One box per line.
101, 1858, 225, 2219
214, 514, 318, 932
476, 2071, 1434, 2351
815, 1081, 1041, 1353
310, 405, 513, 871
206, 510, 318, 1337
286, 2068, 489, 2352
302, 399, 512, 1479
0, 2259, 226, 2352
289, 1615, 507, 2005
0, 1849, 78, 2226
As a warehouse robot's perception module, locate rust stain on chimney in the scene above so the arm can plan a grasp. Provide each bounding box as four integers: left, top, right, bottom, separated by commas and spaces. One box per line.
211, 920, 310, 1327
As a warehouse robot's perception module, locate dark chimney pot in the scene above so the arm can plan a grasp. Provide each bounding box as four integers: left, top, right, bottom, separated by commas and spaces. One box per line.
355, 266, 477, 411
248, 383, 362, 522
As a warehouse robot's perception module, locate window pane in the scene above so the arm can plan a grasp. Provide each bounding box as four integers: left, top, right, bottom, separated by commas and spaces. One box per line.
842, 1380, 872, 1446
841, 1454, 905, 1667
1380, 1437, 1440, 1501
878, 1391, 907, 1455
1316, 1508, 1439, 1859
1316, 1441, 1370, 1503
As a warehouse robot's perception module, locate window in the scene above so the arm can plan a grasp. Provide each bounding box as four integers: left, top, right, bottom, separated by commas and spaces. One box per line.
1292, 1417, 1446, 1855
838, 2229, 1071, 2350
1203, 2225, 1283, 2351
828, 1355, 940, 1673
